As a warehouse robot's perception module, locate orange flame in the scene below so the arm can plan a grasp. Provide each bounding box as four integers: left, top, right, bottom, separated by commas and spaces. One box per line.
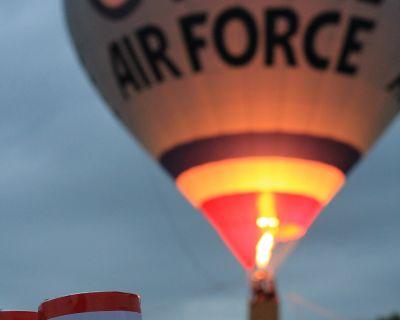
255, 231, 275, 269
255, 193, 279, 270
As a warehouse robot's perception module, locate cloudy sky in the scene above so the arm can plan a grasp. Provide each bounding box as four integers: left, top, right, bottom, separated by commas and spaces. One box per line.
0, 1, 399, 320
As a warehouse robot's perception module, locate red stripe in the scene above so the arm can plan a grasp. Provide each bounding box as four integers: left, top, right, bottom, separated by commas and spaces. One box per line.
0, 312, 37, 320
38, 292, 141, 320
202, 192, 322, 269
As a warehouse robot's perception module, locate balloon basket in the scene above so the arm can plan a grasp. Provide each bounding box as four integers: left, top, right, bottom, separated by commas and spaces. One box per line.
249, 270, 279, 320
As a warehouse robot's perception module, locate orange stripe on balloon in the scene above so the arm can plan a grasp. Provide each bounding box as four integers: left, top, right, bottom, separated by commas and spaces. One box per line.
176, 157, 345, 207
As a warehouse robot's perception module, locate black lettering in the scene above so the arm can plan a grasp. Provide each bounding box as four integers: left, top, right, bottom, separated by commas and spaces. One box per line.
387, 73, 400, 92
180, 13, 208, 72
122, 37, 151, 88
136, 25, 182, 82
265, 8, 299, 66
304, 12, 341, 70
359, 0, 384, 5
109, 41, 140, 99
337, 17, 375, 75
213, 7, 258, 66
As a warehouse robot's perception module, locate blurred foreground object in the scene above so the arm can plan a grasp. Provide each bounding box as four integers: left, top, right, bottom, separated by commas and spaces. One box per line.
0, 311, 37, 320
38, 292, 141, 320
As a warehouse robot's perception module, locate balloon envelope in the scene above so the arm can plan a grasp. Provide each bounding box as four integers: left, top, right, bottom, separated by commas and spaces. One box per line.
65, 0, 400, 270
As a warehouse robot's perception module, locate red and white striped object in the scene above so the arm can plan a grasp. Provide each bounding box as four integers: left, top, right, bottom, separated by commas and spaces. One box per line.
38, 292, 141, 320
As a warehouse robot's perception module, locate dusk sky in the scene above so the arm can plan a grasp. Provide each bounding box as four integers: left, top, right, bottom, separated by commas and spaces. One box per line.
1, 2, 399, 320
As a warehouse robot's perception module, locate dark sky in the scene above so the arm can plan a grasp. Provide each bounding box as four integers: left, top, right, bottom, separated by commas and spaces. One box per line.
0, 2, 399, 320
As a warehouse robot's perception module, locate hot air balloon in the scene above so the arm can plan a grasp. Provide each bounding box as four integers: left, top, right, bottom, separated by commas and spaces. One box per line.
64, 1, 400, 319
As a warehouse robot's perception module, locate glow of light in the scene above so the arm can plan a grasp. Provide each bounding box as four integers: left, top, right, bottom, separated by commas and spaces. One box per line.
177, 157, 345, 207
255, 231, 275, 269
100, 0, 127, 8
256, 193, 279, 230
256, 216, 279, 229
258, 193, 276, 217
277, 224, 305, 241
256, 193, 278, 269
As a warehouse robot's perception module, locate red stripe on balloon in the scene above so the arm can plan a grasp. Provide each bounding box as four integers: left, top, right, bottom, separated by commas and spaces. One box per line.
201, 192, 322, 269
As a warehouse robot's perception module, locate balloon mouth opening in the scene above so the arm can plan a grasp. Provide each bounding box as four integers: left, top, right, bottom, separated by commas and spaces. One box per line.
201, 191, 322, 270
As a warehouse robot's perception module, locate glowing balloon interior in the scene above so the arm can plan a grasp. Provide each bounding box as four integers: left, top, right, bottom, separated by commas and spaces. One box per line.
65, 0, 400, 272
167, 135, 348, 269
